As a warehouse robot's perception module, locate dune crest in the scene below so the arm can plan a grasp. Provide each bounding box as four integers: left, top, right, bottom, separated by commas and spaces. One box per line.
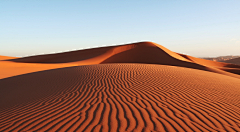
1, 42, 240, 132
3, 41, 240, 79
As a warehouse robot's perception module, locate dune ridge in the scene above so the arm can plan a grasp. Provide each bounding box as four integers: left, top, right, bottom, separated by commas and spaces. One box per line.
1, 64, 240, 132
1, 42, 240, 132
224, 57, 240, 65
3, 42, 240, 79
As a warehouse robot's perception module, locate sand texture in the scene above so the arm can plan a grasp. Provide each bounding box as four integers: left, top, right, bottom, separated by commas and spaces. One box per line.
1, 42, 240, 132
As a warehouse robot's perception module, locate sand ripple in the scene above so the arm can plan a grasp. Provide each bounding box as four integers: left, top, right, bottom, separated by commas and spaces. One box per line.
1, 64, 240, 132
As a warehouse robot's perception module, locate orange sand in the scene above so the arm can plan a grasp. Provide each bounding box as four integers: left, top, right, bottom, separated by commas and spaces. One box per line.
0, 55, 17, 61
1, 42, 240, 132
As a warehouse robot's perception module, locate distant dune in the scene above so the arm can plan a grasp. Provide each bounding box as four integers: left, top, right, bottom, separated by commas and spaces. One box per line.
202, 55, 240, 62
1, 42, 240, 132
224, 57, 240, 65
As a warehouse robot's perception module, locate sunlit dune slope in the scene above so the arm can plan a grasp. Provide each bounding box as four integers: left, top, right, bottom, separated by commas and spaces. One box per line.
224, 57, 240, 65
7, 42, 198, 66
5, 42, 240, 78
0, 61, 75, 79
1, 64, 240, 132
1, 41, 240, 132
0, 55, 17, 61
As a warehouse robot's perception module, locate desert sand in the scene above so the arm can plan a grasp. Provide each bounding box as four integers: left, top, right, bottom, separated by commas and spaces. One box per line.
1, 42, 240, 132
224, 57, 240, 65
0, 55, 17, 61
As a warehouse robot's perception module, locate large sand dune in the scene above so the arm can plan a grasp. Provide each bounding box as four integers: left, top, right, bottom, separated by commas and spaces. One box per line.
3, 42, 240, 79
1, 42, 240, 132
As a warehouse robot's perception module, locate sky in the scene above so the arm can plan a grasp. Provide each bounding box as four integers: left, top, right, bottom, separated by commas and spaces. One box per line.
1, 0, 240, 57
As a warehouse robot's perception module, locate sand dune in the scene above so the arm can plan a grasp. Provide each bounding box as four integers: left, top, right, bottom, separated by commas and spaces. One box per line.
177, 53, 240, 76
224, 57, 240, 65
0, 61, 74, 79
1, 64, 240, 132
5, 42, 240, 78
0, 55, 17, 61
1, 42, 240, 132
177, 53, 240, 68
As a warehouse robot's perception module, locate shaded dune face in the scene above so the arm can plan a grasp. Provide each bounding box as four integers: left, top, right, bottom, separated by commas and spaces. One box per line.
7, 47, 113, 63
177, 53, 240, 69
1, 64, 240, 132
6, 42, 240, 77
1, 42, 240, 132
224, 57, 240, 65
176, 53, 240, 76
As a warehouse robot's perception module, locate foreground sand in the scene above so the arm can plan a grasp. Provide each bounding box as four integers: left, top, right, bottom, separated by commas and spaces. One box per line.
1, 42, 240, 132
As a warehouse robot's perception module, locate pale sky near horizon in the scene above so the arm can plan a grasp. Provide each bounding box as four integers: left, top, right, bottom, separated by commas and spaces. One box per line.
1, 0, 240, 57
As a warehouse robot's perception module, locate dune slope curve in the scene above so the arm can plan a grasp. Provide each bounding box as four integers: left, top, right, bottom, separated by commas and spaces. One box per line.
6, 42, 240, 78
1, 64, 240, 132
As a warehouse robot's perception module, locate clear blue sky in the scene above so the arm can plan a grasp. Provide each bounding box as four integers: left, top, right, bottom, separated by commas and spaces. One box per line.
1, 0, 240, 57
